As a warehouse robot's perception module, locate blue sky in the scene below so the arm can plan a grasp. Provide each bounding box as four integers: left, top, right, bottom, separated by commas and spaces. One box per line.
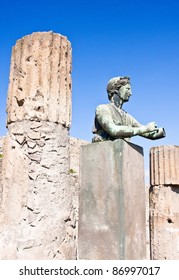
1, 0, 179, 182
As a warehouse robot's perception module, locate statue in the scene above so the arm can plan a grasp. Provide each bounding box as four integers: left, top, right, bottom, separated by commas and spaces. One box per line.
92, 76, 166, 142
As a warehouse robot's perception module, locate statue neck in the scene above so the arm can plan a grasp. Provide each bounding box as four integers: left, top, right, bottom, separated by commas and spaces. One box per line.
111, 94, 123, 109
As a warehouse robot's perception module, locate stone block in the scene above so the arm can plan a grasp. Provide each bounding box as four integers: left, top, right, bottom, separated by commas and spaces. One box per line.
78, 139, 146, 260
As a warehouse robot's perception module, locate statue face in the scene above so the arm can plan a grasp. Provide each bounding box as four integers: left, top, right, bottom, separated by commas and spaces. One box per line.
118, 84, 132, 102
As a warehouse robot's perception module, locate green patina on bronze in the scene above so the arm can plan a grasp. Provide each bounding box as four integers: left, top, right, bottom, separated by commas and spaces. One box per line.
92, 76, 166, 142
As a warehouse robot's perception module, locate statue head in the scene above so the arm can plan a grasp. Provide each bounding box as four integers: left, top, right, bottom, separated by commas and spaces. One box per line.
106, 76, 130, 100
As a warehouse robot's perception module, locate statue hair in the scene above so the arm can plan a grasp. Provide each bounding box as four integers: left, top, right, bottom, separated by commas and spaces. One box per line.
106, 76, 130, 100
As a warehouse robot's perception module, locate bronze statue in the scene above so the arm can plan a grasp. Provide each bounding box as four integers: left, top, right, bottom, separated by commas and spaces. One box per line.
92, 76, 165, 142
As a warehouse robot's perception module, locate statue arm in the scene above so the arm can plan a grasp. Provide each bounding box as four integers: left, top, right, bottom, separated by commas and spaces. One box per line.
125, 113, 166, 140
96, 106, 158, 138
95, 106, 136, 138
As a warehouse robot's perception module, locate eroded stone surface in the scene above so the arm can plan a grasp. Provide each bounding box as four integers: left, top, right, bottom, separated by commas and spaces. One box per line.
69, 137, 89, 254
0, 137, 5, 207
150, 145, 179, 260
150, 185, 179, 259
150, 145, 179, 186
6, 32, 72, 127
0, 32, 75, 259
0, 133, 89, 259
0, 122, 77, 259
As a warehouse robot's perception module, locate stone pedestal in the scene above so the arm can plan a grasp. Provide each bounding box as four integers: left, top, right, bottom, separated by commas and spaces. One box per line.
150, 145, 179, 260
78, 139, 146, 260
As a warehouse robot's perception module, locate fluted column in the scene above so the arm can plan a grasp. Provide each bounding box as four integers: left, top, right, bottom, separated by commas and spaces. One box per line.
149, 145, 179, 260
0, 32, 77, 259
7, 32, 72, 126
150, 146, 179, 186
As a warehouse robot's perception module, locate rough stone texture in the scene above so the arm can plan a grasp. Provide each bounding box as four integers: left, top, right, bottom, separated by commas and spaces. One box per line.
70, 137, 89, 176
145, 185, 150, 260
150, 145, 179, 260
0, 137, 5, 206
78, 139, 146, 260
6, 32, 72, 127
0, 32, 75, 259
69, 137, 89, 256
150, 145, 179, 186
0, 124, 77, 260
0, 133, 88, 259
0, 137, 4, 153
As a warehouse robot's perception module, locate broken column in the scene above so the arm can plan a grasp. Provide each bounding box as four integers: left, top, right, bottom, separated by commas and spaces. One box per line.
78, 139, 147, 260
149, 145, 179, 259
0, 32, 77, 259
0, 137, 5, 207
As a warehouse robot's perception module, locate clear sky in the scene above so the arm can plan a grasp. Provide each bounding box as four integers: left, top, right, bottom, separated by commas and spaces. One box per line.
1, 0, 179, 183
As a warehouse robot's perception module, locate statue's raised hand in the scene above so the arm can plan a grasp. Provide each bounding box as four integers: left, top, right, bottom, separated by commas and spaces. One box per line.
139, 122, 158, 135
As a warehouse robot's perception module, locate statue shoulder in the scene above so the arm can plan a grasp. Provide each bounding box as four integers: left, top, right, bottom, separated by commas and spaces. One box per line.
96, 104, 111, 115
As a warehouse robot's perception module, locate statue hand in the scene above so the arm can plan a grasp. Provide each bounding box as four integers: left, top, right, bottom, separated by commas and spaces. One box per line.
145, 122, 158, 132
149, 127, 166, 139
139, 122, 158, 134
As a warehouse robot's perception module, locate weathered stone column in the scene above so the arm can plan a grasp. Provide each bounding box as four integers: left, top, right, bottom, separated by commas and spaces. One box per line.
149, 145, 179, 260
0, 137, 5, 207
78, 139, 146, 260
0, 32, 76, 259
